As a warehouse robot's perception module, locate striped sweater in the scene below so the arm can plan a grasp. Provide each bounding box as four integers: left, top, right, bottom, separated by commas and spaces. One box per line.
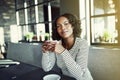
42, 37, 93, 80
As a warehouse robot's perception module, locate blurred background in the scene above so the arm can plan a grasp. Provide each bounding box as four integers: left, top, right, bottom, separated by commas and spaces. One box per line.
0, 0, 120, 80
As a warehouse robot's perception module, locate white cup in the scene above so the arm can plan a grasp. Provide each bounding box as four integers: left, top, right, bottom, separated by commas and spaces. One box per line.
43, 74, 61, 80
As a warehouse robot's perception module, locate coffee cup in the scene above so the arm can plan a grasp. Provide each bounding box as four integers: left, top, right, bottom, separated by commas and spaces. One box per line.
43, 74, 61, 80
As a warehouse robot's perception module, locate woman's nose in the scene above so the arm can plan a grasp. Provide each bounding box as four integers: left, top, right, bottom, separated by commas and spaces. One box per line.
61, 24, 65, 30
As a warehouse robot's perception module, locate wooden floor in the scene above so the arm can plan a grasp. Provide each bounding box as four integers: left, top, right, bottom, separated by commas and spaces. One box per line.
88, 46, 120, 80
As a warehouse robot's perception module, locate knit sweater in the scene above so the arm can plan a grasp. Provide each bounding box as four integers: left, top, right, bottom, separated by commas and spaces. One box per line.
42, 37, 93, 80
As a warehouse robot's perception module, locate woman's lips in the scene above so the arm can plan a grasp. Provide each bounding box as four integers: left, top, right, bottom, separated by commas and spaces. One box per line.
61, 30, 68, 35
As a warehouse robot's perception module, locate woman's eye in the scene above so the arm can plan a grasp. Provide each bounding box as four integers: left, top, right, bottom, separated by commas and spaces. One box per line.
64, 23, 68, 25
56, 25, 60, 28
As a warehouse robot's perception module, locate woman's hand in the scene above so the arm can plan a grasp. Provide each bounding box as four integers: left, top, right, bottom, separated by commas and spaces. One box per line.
42, 41, 56, 53
42, 40, 65, 54
54, 41, 65, 54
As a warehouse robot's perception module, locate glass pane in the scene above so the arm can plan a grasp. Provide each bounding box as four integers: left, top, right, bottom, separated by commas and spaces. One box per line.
91, 0, 116, 15
38, 5, 44, 22
81, 19, 86, 39
10, 25, 20, 43
91, 16, 118, 43
0, 27, 4, 44
38, 0, 44, 3
51, 0, 60, 7
20, 25, 27, 36
36, 23, 46, 41
19, 10, 25, 24
19, 25, 29, 41
4, 26, 10, 42
28, 25, 36, 34
25, 0, 35, 7
16, 0, 24, 9
27, 7, 36, 23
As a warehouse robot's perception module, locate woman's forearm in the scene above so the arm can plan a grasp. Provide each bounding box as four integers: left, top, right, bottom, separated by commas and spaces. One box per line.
61, 49, 88, 79
42, 52, 55, 71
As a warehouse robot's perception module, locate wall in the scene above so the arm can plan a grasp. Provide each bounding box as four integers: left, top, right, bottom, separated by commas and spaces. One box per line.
88, 47, 120, 80
60, 0, 80, 18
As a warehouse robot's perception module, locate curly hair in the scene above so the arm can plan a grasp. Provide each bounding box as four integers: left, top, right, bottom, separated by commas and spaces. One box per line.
52, 13, 81, 40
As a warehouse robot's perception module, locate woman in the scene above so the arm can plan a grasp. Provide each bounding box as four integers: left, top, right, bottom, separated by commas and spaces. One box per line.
42, 13, 93, 80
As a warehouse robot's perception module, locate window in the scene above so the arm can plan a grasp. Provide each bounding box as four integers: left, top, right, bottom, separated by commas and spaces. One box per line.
15, 0, 60, 42
90, 0, 118, 45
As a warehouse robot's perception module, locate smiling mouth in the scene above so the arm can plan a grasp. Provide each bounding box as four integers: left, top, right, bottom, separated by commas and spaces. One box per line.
62, 31, 68, 35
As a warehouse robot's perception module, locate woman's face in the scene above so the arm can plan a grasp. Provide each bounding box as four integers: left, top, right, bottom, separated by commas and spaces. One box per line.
56, 16, 74, 39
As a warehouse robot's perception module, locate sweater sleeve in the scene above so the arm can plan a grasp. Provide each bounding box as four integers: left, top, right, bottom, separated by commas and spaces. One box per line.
41, 51, 56, 72
61, 40, 89, 80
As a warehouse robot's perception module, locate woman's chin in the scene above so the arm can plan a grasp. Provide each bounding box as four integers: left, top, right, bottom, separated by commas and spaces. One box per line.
62, 36, 70, 39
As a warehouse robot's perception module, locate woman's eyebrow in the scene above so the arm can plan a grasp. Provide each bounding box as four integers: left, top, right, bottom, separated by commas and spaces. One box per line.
64, 21, 69, 23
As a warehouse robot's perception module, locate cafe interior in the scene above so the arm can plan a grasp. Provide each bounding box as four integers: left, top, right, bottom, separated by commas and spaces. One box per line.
0, 0, 120, 80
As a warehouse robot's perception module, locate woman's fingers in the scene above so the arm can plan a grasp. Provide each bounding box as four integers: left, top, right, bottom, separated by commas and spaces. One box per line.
42, 41, 56, 52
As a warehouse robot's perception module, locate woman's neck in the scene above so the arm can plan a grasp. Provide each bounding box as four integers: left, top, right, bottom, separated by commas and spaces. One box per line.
62, 36, 75, 50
